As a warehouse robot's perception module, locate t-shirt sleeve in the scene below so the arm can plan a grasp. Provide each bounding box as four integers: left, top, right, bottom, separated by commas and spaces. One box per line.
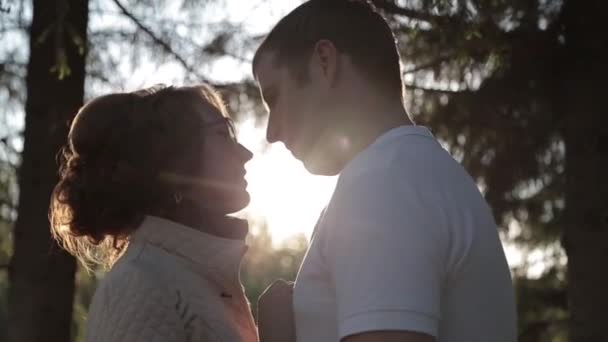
323, 170, 447, 340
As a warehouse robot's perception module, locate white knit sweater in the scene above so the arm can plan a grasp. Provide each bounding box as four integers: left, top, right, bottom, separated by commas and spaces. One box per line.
84, 216, 258, 342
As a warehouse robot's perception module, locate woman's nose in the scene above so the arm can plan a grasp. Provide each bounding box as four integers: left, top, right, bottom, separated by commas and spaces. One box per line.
238, 143, 253, 162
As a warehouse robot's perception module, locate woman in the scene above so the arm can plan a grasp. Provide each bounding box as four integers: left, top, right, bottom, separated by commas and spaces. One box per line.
50, 84, 257, 342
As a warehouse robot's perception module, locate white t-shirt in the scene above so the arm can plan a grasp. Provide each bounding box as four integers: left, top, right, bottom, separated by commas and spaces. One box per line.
293, 125, 517, 342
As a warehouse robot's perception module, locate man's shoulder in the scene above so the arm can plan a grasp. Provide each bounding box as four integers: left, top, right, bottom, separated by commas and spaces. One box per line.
343, 129, 447, 177
324, 129, 482, 240
334, 144, 435, 201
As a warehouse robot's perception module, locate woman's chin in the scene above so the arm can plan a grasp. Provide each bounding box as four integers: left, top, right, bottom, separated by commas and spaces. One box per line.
234, 194, 251, 212
220, 191, 251, 214
199, 183, 251, 213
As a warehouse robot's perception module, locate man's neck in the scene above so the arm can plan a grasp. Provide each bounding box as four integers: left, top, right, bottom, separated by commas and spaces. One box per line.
337, 100, 413, 167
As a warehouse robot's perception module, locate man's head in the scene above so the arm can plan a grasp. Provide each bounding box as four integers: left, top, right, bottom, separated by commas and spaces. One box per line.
253, 0, 404, 175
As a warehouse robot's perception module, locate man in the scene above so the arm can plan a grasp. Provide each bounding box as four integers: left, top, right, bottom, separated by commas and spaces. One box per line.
253, 1, 517, 341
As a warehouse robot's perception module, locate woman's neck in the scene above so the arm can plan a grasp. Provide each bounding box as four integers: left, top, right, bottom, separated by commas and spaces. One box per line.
158, 201, 248, 240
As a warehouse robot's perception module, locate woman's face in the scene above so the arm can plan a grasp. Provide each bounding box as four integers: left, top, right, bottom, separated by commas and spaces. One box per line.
187, 105, 253, 214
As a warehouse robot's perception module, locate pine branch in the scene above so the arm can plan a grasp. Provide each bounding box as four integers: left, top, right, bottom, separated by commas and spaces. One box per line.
518, 318, 568, 339
373, 1, 508, 52
405, 82, 469, 94
0, 24, 28, 34
0, 62, 27, 78
403, 54, 456, 74
372, 0, 461, 26
110, 0, 214, 85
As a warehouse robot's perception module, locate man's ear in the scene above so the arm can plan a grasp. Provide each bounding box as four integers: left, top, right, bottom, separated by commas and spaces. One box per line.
311, 39, 338, 87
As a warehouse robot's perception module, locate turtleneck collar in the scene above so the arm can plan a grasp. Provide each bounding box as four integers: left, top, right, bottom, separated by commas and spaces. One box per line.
130, 215, 249, 286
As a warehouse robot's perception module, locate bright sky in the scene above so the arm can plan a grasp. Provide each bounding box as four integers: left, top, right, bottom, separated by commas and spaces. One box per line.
235, 119, 337, 243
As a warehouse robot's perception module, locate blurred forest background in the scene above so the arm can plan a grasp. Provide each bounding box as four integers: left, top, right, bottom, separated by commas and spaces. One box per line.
0, 0, 606, 341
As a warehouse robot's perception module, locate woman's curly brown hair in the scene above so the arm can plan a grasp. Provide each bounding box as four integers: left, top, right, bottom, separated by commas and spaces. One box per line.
49, 84, 229, 270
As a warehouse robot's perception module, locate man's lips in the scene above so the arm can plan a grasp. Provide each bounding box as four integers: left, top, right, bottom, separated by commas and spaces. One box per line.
284, 141, 300, 159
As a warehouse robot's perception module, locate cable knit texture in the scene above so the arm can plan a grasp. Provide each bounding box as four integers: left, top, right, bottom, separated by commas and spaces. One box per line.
84, 215, 258, 342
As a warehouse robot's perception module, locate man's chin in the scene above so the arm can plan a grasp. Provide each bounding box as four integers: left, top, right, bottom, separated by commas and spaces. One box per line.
290, 142, 344, 175
301, 154, 342, 176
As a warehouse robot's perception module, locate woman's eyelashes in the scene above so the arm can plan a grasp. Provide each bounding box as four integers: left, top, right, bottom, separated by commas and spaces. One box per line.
216, 129, 236, 142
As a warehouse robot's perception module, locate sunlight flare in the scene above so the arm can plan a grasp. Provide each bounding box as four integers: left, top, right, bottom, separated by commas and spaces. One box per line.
235, 119, 337, 244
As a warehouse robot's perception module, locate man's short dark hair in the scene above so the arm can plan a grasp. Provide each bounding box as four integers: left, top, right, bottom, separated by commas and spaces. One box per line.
253, 0, 404, 100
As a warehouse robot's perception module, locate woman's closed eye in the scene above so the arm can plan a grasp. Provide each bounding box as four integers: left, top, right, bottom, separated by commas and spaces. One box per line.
215, 128, 237, 142
216, 130, 230, 138
205, 116, 237, 141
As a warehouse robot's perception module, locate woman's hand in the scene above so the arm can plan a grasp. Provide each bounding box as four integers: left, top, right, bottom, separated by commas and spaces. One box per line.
257, 280, 296, 342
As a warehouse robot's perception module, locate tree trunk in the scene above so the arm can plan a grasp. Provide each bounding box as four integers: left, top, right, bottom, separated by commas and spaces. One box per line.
561, 0, 608, 341
7, 1, 88, 341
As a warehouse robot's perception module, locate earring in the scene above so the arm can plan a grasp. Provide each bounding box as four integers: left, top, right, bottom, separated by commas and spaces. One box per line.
173, 191, 183, 205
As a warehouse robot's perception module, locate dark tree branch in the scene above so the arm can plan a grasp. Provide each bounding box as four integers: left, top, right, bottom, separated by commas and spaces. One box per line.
405, 82, 470, 94
0, 25, 28, 34
110, 0, 215, 84
374, 0, 511, 55
0, 65, 25, 79
372, 0, 461, 26
518, 318, 568, 339
403, 54, 456, 74
86, 70, 114, 85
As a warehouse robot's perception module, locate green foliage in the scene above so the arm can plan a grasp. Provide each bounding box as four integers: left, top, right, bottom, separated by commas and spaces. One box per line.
515, 266, 567, 341
0, 271, 7, 342
71, 266, 100, 342
0, 221, 12, 342
241, 224, 308, 318
0, 162, 15, 342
